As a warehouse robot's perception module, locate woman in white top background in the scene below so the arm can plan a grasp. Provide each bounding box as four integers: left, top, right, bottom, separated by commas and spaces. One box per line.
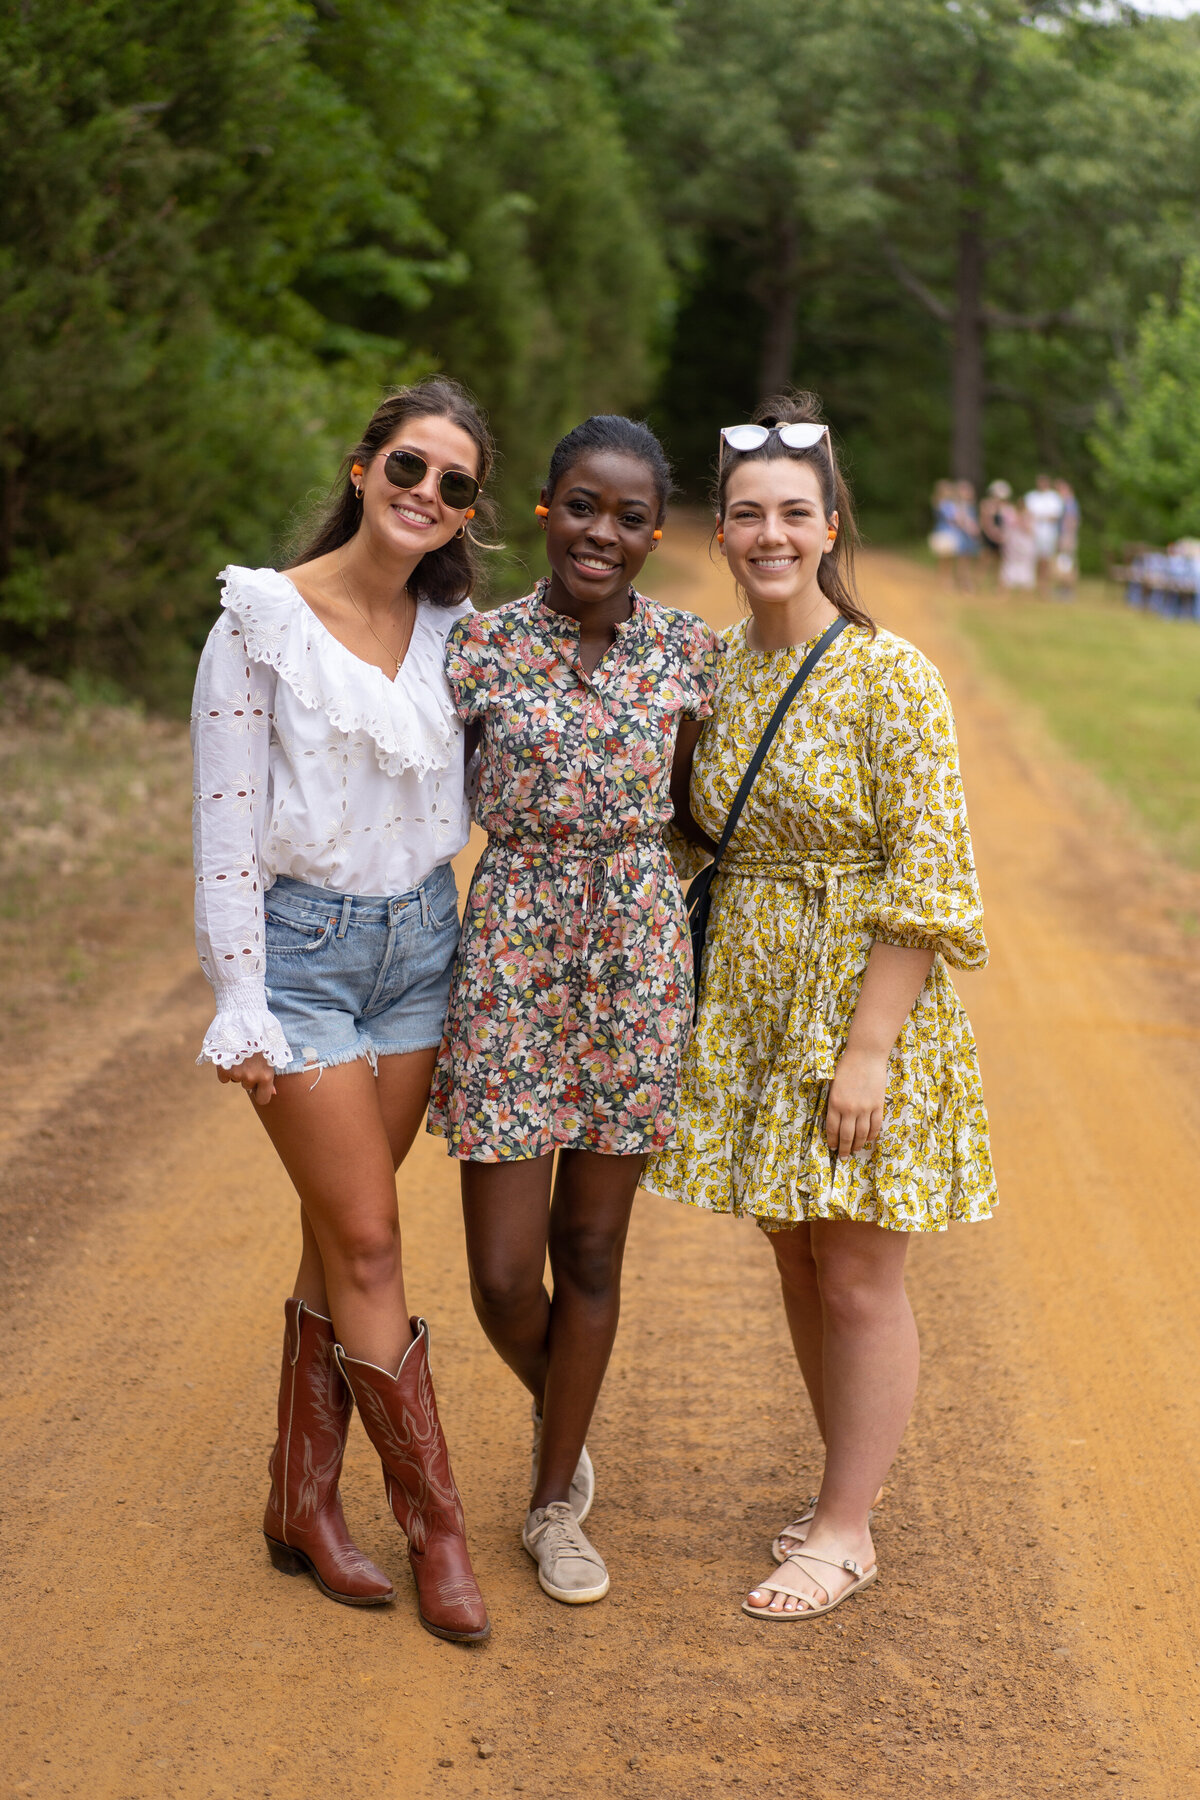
191, 376, 492, 1642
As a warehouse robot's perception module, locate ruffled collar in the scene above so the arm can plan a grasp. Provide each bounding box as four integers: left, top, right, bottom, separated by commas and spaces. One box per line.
218, 565, 469, 779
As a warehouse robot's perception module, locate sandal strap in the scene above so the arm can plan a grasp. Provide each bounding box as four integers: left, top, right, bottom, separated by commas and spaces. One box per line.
754, 1552, 838, 1608
778, 1498, 819, 1536
781, 1550, 864, 1578
749, 1573, 820, 1607
751, 1550, 868, 1610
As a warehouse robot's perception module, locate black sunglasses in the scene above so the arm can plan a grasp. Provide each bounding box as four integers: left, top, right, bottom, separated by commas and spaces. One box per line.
382, 449, 480, 512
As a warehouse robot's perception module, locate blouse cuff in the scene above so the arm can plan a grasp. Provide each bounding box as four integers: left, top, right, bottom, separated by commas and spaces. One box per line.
198, 977, 294, 1070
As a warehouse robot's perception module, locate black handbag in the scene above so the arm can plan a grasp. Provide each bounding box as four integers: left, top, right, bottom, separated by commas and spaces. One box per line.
685, 616, 848, 1019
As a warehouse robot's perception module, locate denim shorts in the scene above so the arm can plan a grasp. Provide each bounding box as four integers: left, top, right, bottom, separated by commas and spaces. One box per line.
263, 863, 460, 1077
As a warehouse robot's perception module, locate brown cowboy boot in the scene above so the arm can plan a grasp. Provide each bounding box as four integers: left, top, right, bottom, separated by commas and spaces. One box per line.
262, 1298, 395, 1607
335, 1318, 490, 1643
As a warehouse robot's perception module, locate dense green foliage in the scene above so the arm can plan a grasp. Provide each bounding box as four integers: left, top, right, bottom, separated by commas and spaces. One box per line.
4, 0, 1200, 700
0, 0, 669, 701
1091, 260, 1200, 549
642, 1, 1200, 521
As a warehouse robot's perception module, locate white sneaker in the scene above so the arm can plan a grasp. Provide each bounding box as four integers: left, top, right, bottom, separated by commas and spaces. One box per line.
522, 1502, 610, 1604
530, 1404, 595, 1523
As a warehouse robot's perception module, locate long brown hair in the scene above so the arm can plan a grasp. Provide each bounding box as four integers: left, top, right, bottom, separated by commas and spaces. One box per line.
288, 376, 499, 607
714, 389, 874, 634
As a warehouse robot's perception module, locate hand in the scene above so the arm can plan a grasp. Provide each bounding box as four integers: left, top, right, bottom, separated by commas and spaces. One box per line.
216, 1051, 277, 1107
825, 1046, 887, 1160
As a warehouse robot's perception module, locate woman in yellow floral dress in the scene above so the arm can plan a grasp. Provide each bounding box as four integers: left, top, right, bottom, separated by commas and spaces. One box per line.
645, 393, 996, 1623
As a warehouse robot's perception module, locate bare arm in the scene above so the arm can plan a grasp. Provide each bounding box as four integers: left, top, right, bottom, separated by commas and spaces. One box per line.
825, 942, 935, 1159
669, 718, 718, 853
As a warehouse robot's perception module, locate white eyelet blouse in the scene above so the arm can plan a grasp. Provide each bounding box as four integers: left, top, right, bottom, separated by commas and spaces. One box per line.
191, 565, 472, 1069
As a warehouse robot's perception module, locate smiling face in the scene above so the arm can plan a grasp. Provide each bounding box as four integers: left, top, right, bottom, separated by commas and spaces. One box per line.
721, 456, 837, 611
541, 449, 661, 612
359, 413, 481, 558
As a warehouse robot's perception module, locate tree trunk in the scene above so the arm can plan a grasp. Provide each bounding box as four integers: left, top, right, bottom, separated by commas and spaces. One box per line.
951, 211, 986, 488
755, 219, 800, 401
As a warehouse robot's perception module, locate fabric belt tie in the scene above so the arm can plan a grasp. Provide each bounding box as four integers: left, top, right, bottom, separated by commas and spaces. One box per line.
491, 833, 656, 926
720, 853, 887, 1082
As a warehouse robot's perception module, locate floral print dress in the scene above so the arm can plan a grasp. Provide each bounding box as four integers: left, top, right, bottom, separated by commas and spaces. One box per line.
427, 580, 722, 1162
645, 619, 996, 1231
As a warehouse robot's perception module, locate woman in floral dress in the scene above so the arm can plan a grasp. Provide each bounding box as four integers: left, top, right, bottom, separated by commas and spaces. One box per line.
428, 416, 721, 1605
646, 393, 996, 1622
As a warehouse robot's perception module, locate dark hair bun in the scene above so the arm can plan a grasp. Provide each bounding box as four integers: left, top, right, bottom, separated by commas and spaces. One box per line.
546, 416, 674, 523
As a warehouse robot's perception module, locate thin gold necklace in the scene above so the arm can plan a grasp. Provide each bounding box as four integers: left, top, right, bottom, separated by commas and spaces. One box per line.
338, 557, 414, 675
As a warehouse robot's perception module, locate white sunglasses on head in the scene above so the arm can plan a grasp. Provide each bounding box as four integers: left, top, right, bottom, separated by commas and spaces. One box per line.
719, 420, 834, 478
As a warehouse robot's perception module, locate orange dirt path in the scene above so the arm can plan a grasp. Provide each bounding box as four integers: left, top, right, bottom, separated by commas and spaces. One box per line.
2, 529, 1197, 1799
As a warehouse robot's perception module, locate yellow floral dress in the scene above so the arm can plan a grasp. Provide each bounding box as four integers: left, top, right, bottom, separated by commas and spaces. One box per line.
644, 619, 996, 1232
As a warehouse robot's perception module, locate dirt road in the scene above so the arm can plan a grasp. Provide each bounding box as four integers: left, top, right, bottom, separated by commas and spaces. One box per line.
4, 533, 1199, 1799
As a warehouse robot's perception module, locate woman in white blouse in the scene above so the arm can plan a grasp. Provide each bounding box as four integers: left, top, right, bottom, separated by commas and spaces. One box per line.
191, 376, 491, 1642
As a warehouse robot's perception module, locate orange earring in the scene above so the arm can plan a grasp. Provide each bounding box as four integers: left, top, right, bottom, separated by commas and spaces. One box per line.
716, 530, 725, 546
351, 463, 364, 479
534, 505, 549, 519
465, 508, 476, 520
652, 529, 663, 542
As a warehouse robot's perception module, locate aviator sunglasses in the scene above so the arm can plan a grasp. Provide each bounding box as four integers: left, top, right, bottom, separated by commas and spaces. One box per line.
719, 420, 834, 478
380, 448, 481, 512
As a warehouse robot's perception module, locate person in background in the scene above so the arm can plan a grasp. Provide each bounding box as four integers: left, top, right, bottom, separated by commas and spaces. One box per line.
1024, 473, 1064, 594
1054, 479, 1080, 599
950, 480, 982, 590
999, 494, 1037, 591
928, 480, 961, 581
190, 376, 495, 1643
978, 480, 1011, 583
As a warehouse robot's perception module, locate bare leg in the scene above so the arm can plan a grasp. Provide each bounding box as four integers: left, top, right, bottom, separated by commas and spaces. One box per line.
461, 1154, 555, 1399
748, 1219, 918, 1615
291, 1205, 331, 1312
461, 1148, 643, 1510
257, 1048, 436, 1370
536, 1149, 643, 1507
767, 1222, 826, 1559
768, 1223, 825, 1437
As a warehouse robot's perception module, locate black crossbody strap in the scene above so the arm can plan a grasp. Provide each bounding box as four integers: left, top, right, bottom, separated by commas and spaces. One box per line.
711, 615, 848, 868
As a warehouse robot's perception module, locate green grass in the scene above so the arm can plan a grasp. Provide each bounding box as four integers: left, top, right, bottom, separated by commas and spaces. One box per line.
954, 578, 1200, 869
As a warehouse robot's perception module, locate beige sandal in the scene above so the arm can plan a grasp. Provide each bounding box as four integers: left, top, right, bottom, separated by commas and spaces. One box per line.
742, 1549, 878, 1622
770, 1496, 819, 1564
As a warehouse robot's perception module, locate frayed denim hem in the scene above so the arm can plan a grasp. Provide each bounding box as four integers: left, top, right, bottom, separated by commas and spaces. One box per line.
277, 1040, 378, 1087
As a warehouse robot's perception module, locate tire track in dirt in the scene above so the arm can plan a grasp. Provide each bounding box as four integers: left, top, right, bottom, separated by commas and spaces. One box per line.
2, 531, 1196, 1798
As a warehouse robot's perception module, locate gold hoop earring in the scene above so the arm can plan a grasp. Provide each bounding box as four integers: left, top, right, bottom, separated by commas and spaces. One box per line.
454, 524, 466, 539
356, 487, 364, 500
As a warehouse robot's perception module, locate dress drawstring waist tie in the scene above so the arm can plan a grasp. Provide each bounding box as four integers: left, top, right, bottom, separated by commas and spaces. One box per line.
719, 853, 886, 1082
490, 832, 658, 930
